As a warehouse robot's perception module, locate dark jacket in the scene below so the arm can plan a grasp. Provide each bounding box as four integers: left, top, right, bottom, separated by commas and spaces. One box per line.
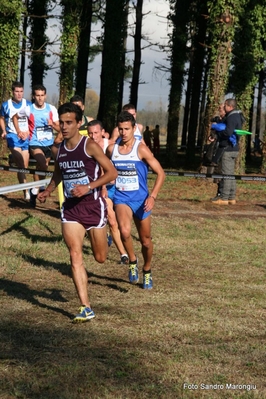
217, 110, 243, 152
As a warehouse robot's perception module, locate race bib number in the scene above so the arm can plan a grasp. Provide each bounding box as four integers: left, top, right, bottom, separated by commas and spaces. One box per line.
63, 169, 90, 198
115, 169, 139, 191
9, 116, 28, 134
36, 126, 53, 141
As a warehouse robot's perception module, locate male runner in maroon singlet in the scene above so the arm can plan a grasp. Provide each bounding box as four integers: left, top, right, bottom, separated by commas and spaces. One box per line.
38, 103, 117, 323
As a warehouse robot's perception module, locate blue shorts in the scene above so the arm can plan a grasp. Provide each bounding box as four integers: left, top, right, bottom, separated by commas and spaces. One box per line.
107, 184, 115, 201
6, 133, 29, 150
114, 198, 151, 220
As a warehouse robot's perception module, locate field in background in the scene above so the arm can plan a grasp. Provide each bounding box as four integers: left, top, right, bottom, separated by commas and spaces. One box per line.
0, 167, 266, 398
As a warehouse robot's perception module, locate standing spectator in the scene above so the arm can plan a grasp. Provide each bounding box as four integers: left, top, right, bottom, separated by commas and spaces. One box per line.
0, 82, 31, 200
143, 126, 152, 150
211, 98, 244, 205
13, 84, 60, 207
151, 124, 160, 155
37, 103, 117, 323
106, 111, 165, 289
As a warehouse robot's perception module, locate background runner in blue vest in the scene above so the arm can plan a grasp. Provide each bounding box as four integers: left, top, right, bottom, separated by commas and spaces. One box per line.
0, 82, 32, 200
13, 84, 60, 207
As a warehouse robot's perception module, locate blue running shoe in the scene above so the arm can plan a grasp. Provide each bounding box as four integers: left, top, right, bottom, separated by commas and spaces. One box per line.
107, 234, 113, 247
143, 271, 153, 289
128, 259, 139, 284
72, 306, 95, 323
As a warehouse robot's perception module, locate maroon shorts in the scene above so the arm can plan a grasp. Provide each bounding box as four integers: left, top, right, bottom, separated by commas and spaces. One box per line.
61, 196, 107, 231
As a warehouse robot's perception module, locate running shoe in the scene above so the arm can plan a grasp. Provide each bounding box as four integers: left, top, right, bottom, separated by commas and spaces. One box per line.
143, 271, 153, 289
72, 306, 95, 323
128, 259, 139, 284
24, 190, 30, 201
120, 254, 129, 265
30, 189, 37, 208
107, 234, 113, 247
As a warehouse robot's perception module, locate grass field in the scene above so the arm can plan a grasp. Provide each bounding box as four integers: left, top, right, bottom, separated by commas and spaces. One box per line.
0, 154, 266, 398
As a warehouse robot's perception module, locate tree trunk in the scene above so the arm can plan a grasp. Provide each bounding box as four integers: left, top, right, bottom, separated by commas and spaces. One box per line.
59, 0, 80, 105
119, 0, 129, 111
20, 0, 29, 85
167, 0, 193, 167
230, 2, 265, 174
97, 0, 128, 133
28, 0, 49, 86
75, 0, 93, 100
129, 0, 143, 109
203, 3, 234, 147
186, 7, 207, 166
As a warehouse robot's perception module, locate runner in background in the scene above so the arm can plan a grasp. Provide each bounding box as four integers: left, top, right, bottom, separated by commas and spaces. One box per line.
0, 82, 32, 200
12, 84, 60, 207
88, 119, 129, 265
111, 103, 144, 143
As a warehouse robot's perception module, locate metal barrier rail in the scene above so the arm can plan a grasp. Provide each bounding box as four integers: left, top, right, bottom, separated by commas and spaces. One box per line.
161, 170, 266, 182
0, 179, 51, 195
1, 163, 266, 182
0, 164, 53, 177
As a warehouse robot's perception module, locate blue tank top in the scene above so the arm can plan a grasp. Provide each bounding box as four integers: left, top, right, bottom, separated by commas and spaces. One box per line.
111, 140, 149, 202
18, 103, 58, 147
0, 98, 31, 135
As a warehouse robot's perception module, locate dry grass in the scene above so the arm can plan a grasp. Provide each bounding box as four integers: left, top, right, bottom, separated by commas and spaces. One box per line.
0, 170, 266, 399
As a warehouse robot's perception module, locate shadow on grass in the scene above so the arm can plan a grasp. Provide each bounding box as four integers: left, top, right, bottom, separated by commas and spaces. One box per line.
88, 271, 129, 293
18, 253, 130, 293
19, 252, 71, 277
0, 319, 176, 399
0, 212, 62, 243
0, 278, 71, 319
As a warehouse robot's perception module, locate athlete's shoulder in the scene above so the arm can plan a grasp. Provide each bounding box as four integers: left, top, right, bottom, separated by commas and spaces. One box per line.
137, 141, 152, 158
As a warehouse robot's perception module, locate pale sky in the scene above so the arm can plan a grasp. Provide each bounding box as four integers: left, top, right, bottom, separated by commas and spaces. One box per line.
24, 0, 171, 110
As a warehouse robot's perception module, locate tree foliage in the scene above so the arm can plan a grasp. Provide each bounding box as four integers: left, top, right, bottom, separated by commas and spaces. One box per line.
0, 0, 25, 102
0, 0, 266, 175
59, 0, 81, 104
230, 0, 266, 173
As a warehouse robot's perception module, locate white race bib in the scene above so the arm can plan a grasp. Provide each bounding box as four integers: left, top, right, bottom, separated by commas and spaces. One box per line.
115, 169, 139, 191
36, 126, 53, 141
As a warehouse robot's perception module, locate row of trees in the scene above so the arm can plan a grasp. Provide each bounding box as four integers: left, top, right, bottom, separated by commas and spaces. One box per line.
0, 0, 265, 170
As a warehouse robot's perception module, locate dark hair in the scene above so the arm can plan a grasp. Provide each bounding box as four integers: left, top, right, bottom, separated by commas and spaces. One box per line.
225, 98, 237, 109
117, 111, 135, 127
58, 102, 83, 122
12, 81, 23, 91
87, 119, 103, 129
32, 84, 46, 95
122, 103, 136, 112
70, 94, 84, 104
